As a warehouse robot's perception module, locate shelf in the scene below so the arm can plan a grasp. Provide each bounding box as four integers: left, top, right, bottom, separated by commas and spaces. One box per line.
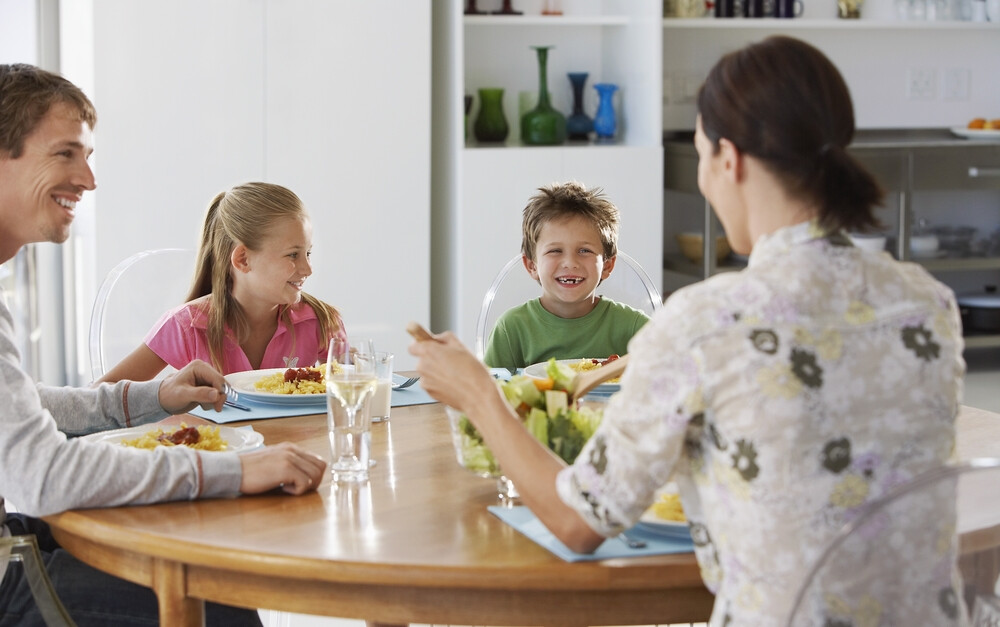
663, 253, 744, 277
964, 334, 1000, 349
661, 17, 1000, 28
466, 15, 630, 26
915, 257, 1000, 272
464, 139, 628, 150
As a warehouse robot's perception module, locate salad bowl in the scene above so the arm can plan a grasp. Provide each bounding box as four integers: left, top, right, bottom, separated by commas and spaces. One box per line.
446, 359, 605, 502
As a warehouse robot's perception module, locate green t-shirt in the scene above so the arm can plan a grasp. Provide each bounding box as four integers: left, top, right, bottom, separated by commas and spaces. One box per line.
483, 297, 650, 373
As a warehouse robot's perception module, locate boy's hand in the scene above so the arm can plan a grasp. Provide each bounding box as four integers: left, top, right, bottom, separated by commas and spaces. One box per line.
157, 360, 227, 414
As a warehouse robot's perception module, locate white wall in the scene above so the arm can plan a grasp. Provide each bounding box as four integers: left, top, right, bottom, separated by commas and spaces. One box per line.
56, 0, 431, 380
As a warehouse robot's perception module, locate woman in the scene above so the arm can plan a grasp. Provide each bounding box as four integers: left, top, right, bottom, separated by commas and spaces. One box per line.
410, 36, 965, 625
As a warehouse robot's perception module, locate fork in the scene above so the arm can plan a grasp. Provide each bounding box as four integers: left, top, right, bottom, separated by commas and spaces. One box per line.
223, 382, 251, 411
392, 375, 420, 390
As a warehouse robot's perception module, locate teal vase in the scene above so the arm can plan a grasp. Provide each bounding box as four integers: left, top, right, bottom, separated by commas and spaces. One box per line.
473, 88, 509, 143
593, 83, 618, 141
520, 46, 566, 146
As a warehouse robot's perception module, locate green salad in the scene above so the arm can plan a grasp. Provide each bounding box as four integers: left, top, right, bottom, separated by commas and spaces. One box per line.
450, 358, 604, 476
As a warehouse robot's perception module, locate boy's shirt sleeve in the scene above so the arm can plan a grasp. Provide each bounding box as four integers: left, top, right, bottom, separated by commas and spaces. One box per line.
483, 315, 519, 373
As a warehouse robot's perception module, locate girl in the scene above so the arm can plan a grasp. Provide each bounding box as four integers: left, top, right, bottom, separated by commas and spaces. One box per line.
410, 36, 964, 625
99, 182, 346, 381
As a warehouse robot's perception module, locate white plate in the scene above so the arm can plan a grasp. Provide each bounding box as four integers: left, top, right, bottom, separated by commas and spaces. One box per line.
522, 359, 621, 395
950, 126, 1000, 140
635, 517, 691, 540
83, 424, 263, 452
226, 368, 327, 406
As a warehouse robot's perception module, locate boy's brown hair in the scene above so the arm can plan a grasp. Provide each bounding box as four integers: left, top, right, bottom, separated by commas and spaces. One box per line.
521, 181, 621, 261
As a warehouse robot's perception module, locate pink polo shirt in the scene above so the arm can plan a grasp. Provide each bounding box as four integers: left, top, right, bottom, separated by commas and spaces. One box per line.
144, 301, 347, 374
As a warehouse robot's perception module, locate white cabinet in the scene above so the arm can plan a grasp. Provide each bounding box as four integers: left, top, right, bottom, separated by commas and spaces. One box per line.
432, 0, 664, 347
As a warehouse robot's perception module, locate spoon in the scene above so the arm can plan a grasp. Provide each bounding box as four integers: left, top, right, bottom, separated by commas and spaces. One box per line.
568, 355, 629, 404
618, 531, 647, 549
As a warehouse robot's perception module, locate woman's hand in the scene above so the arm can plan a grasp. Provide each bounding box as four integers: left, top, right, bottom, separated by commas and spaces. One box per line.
157, 360, 227, 414
238, 442, 327, 495
407, 330, 496, 413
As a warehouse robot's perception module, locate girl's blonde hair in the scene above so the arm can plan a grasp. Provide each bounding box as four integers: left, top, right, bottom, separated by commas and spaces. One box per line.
187, 182, 341, 372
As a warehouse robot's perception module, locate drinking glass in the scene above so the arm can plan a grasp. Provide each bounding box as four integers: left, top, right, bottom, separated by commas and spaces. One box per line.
326, 338, 377, 482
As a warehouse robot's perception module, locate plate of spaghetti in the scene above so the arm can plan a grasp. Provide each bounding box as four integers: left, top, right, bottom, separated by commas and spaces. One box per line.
226, 365, 336, 406
83, 423, 263, 452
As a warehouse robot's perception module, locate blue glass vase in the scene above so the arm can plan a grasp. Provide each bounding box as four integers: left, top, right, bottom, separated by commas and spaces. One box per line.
593, 83, 618, 141
566, 72, 593, 141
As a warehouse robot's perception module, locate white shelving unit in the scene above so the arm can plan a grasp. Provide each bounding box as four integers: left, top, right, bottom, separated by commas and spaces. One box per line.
432, 0, 664, 347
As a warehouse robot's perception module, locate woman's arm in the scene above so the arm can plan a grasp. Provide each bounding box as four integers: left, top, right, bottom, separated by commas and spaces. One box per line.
97, 343, 168, 384
410, 331, 605, 553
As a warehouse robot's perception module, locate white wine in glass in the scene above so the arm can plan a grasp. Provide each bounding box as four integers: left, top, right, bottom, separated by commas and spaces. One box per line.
327, 339, 377, 481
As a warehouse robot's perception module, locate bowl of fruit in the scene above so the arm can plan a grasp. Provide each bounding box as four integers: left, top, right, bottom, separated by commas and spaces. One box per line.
446, 359, 605, 500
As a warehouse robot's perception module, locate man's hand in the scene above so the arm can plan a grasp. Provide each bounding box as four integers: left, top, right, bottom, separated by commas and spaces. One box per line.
157, 360, 227, 414
239, 442, 328, 495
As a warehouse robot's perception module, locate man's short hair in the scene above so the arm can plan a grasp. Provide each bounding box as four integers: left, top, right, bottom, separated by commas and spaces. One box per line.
0, 63, 97, 159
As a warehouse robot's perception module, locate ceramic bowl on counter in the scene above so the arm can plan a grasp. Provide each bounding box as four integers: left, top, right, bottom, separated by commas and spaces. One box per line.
676, 232, 731, 263
848, 233, 887, 253
958, 287, 1000, 332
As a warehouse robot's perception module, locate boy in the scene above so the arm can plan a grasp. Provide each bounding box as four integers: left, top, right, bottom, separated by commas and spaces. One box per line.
484, 181, 650, 372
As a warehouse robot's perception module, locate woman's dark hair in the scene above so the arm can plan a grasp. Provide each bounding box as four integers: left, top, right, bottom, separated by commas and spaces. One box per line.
697, 36, 883, 233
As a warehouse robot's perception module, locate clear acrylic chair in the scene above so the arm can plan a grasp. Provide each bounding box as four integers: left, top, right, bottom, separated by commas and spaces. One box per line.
88, 248, 195, 381
786, 457, 1000, 626
0, 534, 76, 626
474, 251, 662, 360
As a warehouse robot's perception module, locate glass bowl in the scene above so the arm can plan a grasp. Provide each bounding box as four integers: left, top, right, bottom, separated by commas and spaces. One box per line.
445, 405, 519, 502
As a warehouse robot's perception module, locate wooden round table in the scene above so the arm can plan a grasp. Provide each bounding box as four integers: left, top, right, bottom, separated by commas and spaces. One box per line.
46, 403, 713, 626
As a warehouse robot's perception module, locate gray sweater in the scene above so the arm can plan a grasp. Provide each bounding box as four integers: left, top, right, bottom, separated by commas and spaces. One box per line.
0, 300, 242, 524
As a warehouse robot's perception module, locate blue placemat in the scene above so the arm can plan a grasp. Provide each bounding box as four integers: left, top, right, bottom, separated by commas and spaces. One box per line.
489, 505, 694, 562
191, 397, 326, 423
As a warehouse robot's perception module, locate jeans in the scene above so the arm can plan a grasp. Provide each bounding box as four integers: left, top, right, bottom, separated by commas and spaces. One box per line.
0, 514, 262, 626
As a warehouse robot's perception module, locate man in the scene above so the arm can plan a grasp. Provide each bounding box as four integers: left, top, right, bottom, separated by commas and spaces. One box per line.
0, 63, 326, 626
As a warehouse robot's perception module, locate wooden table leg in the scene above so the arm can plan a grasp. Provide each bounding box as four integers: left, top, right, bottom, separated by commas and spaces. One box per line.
153, 558, 205, 627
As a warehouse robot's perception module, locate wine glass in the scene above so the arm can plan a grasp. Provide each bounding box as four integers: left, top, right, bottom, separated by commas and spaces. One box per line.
326, 338, 378, 481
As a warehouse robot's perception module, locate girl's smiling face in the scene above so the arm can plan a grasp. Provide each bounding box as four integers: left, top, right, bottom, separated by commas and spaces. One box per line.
524, 214, 615, 319
235, 215, 313, 309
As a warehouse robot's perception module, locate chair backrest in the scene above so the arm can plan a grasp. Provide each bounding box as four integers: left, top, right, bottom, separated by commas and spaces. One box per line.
89, 248, 195, 382
786, 457, 1000, 626
474, 250, 662, 360
1, 534, 76, 626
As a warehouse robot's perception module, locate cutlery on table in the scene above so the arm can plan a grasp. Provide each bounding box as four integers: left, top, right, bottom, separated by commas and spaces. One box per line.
392, 375, 420, 390
618, 531, 647, 549
223, 382, 251, 412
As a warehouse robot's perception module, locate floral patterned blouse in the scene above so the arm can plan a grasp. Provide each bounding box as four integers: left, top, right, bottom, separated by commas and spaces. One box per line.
556, 221, 966, 626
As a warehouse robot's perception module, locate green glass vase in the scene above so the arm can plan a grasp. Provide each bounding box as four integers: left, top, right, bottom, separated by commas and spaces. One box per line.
521, 46, 566, 146
473, 88, 509, 143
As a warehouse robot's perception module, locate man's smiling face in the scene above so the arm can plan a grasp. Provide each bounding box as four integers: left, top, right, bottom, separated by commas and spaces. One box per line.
0, 101, 96, 259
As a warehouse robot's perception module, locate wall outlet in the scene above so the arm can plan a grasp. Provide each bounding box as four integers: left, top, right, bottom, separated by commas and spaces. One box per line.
907, 68, 937, 101
943, 68, 971, 101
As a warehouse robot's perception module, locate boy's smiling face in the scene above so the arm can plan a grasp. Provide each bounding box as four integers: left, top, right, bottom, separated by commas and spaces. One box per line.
524, 214, 615, 319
